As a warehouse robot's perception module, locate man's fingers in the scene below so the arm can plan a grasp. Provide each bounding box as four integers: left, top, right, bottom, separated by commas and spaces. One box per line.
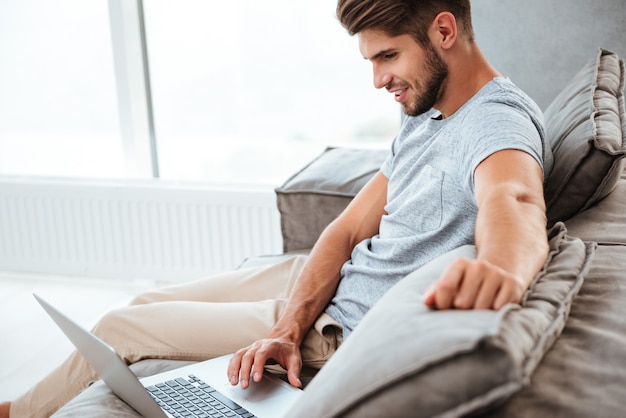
454, 259, 488, 309
227, 350, 243, 386
285, 355, 303, 388
227, 339, 303, 390
472, 269, 500, 309
428, 258, 468, 309
251, 347, 274, 383
238, 346, 258, 389
424, 257, 527, 311
492, 276, 524, 309
422, 285, 436, 307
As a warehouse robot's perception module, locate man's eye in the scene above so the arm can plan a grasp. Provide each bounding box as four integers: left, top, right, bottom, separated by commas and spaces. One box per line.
384, 53, 397, 60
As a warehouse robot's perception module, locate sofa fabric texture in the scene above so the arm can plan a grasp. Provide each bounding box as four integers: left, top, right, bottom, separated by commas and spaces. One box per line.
284, 223, 595, 418
565, 170, 626, 245
485, 244, 626, 418
543, 48, 626, 226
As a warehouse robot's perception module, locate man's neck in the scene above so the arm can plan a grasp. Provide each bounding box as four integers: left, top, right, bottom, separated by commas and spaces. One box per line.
435, 44, 501, 119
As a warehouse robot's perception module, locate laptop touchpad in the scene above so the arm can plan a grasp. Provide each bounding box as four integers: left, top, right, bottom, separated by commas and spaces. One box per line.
221, 377, 292, 403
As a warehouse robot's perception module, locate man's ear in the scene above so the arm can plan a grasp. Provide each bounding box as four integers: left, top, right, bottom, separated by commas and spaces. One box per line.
430, 12, 458, 50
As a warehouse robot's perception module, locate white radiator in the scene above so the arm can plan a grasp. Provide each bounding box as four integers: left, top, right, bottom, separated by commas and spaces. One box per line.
0, 177, 283, 282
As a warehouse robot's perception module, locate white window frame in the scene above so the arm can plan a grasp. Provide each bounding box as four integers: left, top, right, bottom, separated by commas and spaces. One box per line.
108, 0, 159, 179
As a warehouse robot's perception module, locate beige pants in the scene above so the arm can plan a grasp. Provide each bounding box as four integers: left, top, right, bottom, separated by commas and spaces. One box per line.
11, 255, 342, 418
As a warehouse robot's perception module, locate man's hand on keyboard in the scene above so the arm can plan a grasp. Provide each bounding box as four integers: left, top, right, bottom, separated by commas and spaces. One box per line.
227, 337, 303, 390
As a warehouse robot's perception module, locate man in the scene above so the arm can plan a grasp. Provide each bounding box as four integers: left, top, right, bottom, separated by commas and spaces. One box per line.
1, 1, 551, 416
227, 0, 552, 390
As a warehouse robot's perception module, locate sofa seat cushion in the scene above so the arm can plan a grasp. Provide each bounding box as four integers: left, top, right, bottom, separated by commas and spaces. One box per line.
285, 223, 595, 418
544, 48, 626, 226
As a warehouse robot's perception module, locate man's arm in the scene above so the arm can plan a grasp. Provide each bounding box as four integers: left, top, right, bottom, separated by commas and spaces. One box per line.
227, 171, 388, 389
423, 149, 549, 309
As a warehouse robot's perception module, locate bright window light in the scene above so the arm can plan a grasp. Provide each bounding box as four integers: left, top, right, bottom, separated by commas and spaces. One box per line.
0, 0, 123, 178
144, 0, 400, 186
0, 1, 399, 184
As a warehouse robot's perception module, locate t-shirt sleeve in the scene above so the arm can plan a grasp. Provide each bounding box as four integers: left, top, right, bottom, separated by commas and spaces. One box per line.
381, 147, 394, 179
459, 102, 545, 195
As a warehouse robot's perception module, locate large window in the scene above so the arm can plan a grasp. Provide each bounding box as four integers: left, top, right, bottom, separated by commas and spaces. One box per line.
0, 1, 400, 185
144, 0, 399, 185
0, 0, 123, 178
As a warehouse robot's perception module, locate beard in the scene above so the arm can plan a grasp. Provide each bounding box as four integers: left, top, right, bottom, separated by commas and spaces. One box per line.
403, 43, 449, 117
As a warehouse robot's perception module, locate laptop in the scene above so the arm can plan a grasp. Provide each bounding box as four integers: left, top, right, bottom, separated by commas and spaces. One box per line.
33, 294, 302, 418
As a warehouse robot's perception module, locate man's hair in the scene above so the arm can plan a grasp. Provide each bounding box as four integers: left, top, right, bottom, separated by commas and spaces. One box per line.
336, 0, 474, 45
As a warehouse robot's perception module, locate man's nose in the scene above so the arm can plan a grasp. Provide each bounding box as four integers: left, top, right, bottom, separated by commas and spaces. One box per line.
373, 64, 391, 90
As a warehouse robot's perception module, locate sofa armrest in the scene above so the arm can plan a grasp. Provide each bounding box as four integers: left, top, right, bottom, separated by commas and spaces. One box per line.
275, 147, 387, 253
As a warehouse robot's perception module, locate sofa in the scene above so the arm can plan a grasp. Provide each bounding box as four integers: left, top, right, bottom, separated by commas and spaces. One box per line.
53, 47, 626, 417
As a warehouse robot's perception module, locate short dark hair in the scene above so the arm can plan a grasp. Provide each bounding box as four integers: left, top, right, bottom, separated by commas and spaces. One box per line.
336, 0, 474, 45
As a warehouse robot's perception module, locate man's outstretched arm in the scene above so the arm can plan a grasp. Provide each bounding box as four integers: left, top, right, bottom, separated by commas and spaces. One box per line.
227, 171, 388, 389
423, 149, 549, 309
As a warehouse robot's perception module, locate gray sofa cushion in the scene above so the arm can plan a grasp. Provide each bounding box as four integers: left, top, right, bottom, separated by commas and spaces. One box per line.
544, 48, 626, 226
285, 223, 595, 418
275, 147, 386, 252
484, 244, 626, 418
565, 178, 626, 245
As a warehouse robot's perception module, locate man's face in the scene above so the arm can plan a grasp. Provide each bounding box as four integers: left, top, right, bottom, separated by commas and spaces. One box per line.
358, 30, 448, 116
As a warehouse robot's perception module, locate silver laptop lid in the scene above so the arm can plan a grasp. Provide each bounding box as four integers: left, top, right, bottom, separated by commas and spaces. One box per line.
33, 293, 167, 418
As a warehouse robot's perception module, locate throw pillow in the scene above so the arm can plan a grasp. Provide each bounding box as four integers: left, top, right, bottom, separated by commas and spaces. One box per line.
544, 48, 626, 226
285, 222, 595, 418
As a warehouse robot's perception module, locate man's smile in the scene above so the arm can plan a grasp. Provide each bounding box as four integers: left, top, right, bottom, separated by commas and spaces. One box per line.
387, 83, 409, 103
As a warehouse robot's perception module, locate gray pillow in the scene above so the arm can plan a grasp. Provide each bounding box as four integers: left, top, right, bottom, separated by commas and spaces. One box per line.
544, 48, 626, 226
275, 147, 387, 252
285, 222, 595, 418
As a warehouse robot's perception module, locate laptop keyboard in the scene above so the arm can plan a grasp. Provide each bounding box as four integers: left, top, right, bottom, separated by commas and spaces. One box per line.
146, 374, 257, 418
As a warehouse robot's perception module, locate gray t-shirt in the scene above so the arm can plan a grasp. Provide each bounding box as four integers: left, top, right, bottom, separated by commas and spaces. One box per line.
325, 78, 553, 337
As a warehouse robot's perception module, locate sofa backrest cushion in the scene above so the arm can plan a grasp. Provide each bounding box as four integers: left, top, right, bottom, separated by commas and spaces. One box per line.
544, 48, 626, 226
285, 222, 595, 418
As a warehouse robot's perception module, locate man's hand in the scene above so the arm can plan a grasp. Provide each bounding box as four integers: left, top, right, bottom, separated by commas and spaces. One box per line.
422, 257, 528, 310
227, 337, 303, 390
